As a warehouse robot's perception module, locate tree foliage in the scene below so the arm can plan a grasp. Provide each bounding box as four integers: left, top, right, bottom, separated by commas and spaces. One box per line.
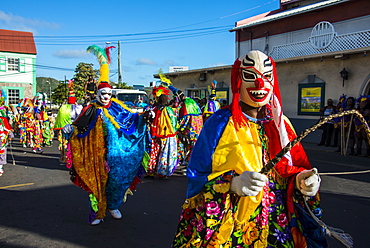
48, 63, 98, 105
111, 82, 133, 89
36, 77, 59, 97
72, 62, 99, 100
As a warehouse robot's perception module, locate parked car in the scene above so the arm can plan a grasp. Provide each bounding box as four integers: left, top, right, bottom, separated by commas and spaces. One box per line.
112, 89, 150, 112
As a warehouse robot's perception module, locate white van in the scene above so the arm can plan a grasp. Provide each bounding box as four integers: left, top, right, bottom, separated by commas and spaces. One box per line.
112, 89, 150, 112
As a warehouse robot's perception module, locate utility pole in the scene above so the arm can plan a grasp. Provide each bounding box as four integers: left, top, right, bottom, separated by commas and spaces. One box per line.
49, 77, 52, 109
65, 75, 67, 103
118, 41, 122, 84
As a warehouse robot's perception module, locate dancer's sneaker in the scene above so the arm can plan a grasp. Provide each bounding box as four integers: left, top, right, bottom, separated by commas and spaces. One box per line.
109, 209, 122, 219
90, 219, 103, 226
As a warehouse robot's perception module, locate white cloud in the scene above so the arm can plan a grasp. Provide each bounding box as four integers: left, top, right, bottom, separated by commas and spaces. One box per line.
0, 10, 59, 33
164, 60, 176, 66
135, 58, 157, 66
209, 62, 228, 67
53, 49, 89, 59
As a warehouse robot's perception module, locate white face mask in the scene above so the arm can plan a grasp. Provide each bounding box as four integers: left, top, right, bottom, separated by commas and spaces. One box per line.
239, 51, 274, 108
96, 87, 112, 106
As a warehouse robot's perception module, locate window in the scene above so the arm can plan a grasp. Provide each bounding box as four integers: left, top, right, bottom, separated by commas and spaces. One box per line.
0, 57, 6, 72
8, 89, 20, 105
7, 58, 19, 71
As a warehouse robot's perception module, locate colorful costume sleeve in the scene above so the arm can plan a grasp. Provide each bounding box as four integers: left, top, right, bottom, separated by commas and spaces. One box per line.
186, 108, 231, 199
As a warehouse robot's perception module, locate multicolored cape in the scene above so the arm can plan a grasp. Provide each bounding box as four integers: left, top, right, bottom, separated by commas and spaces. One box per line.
67, 98, 147, 220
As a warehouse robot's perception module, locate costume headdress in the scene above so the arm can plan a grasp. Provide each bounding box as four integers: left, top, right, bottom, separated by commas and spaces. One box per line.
67, 79, 76, 104
0, 89, 6, 106
356, 94, 369, 104
20, 98, 34, 112
152, 85, 170, 99
86, 45, 115, 84
152, 69, 172, 100
209, 80, 217, 100
98, 81, 113, 90
230, 50, 291, 165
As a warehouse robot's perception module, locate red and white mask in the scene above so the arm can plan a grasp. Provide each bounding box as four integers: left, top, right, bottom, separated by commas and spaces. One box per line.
239, 51, 274, 108
96, 85, 112, 106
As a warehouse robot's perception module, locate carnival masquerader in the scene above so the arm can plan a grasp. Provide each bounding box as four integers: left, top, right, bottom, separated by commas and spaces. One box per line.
172, 51, 326, 247
176, 90, 203, 168
54, 80, 83, 162
34, 92, 53, 147
354, 95, 370, 156
63, 45, 147, 226
146, 85, 179, 179
0, 90, 13, 176
203, 80, 221, 123
18, 98, 43, 153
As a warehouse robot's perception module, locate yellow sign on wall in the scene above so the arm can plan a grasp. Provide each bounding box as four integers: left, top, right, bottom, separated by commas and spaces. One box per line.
216, 91, 227, 99
300, 87, 321, 112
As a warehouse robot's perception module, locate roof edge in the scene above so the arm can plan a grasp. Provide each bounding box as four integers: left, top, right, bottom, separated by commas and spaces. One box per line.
229, 0, 350, 32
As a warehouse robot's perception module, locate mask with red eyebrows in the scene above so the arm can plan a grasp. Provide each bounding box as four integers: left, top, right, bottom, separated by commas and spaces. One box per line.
239, 50, 274, 108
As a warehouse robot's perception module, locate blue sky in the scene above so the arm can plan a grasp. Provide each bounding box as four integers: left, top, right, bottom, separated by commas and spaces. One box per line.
0, 0, 280, 87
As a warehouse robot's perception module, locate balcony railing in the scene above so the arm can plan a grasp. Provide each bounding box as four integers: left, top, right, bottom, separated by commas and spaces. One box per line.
269, 30, 370, 59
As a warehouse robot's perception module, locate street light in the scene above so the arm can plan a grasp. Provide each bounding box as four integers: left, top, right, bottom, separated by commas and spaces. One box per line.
340, 68, 349, 87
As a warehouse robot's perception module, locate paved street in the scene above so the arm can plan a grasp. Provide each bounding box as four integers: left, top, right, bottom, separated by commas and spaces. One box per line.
0, 137, 369, 247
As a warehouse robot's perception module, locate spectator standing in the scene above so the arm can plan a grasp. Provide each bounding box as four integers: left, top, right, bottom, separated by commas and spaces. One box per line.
354, 95, 370, 156
318, 98, 337, 146
332, 94, 346, 147
84, 75, 98, 105
338, 96, 356, 155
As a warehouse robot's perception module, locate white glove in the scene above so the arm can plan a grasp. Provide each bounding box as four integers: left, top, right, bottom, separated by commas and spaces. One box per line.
296, 168, 321, 196
62, 124, 73, 134
230, 171, 268, 197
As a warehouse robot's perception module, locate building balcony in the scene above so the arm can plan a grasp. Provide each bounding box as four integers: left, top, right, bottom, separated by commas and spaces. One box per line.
269, 29, 370, 60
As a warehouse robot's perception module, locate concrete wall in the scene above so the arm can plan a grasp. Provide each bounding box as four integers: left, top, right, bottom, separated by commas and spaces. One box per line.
165, 66, 232, 103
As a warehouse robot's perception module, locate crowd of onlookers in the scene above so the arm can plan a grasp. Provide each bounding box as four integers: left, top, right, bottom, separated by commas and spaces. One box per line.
318, 94, 370, 156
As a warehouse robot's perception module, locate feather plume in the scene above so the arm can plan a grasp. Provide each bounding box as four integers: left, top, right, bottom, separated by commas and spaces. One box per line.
212, 80, 217, 89
87, 45, 108, 65
158, 69, 172, 87
105, 46, 116, 64
152, 85, 170, 98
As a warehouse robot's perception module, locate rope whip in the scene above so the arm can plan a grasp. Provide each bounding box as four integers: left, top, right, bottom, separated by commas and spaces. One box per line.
259, 109, 370, 175
257, 109, 368, 248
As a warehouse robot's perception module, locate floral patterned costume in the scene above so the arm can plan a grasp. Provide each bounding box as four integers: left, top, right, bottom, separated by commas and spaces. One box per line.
172, 108, 327, 248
